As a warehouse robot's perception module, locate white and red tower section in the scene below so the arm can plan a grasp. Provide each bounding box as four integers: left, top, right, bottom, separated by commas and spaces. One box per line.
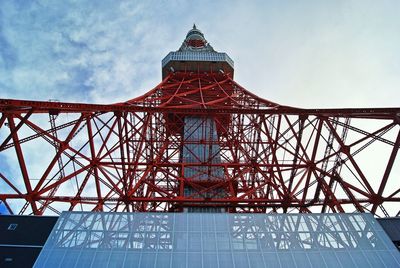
0, 26, 400, 216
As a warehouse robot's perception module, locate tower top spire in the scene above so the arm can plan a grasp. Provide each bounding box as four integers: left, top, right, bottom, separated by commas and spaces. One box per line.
182, 24, 209, 50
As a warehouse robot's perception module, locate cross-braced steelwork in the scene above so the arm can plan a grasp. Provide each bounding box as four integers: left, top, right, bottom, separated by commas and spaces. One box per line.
1, 25, 400, 217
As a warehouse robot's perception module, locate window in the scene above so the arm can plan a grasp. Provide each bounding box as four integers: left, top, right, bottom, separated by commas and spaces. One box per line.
7, 223, 18, 230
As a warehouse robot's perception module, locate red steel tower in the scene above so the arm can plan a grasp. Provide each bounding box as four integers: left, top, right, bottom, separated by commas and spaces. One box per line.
0, 25, 400, 217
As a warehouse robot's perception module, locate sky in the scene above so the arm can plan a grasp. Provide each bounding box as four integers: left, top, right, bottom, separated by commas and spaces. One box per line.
0, 201, 6, 214
0, 0, 399, 108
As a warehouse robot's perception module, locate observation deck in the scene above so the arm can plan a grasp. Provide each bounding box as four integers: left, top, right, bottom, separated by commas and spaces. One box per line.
162, 25, 234, 79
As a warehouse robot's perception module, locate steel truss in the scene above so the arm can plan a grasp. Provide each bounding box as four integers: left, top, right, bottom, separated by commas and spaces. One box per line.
0, 72, 399, 216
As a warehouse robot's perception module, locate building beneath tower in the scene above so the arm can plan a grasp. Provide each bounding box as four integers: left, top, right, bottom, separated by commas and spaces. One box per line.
32, 212, 400, 268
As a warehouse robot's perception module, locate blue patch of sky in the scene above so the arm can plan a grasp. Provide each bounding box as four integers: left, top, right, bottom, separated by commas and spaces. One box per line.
0, 1, 102, 100
0, 153, 9, 171
0, 201, 9, 215
0, 27, 18, 70
0, 153, 14, 195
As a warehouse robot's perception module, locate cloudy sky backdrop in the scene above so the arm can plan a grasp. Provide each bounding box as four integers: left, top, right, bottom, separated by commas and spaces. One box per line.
1, 0, 399, 108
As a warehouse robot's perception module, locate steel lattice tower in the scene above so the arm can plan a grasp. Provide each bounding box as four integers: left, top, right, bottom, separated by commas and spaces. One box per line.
1, 25, 400, 217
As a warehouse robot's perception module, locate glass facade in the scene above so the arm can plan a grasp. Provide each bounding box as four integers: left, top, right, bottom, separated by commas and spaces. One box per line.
34, 212, 400, 268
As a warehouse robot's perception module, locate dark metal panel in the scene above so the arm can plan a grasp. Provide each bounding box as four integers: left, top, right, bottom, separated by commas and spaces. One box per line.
0, 215, 58, 246
0, 215, 58, 268
0, 247, 42, 268
378, 217, 400, 241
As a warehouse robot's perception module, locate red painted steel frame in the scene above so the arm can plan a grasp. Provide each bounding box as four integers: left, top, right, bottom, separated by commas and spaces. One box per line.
1, 72, 400, 216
